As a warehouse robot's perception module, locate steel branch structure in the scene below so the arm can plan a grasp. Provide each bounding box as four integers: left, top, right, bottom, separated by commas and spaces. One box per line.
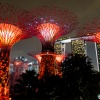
0, 4, 36, 99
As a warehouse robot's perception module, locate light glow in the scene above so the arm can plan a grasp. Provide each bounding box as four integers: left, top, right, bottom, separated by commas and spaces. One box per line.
96, 32, 100, 41
0, 23, 22, 46
35, 55, 42, 63
55, 55, 65, 63
13, 60, 23, 66
37, 23, 60, 42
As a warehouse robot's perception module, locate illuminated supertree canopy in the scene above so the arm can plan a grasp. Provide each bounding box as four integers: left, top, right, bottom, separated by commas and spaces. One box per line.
27, 6, 78, 52
77, 16, 100, 43
27, 51, 41, 63
0, 3, 36, 99
0, 23, 22, 47
28, 51, 65, 78
37, 23, 60, 42
55, 54, 65, 63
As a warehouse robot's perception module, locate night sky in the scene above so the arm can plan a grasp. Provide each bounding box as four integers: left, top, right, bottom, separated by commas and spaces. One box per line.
1, 0, 100, 62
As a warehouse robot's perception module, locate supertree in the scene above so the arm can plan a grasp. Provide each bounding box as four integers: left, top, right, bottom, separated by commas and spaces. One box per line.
28, 52, 66, 78
28, 52, 57, 78
27, 6, 78, 78
77, 16, 100, 43
28, 6, 78, 52
0, 4, 36, 99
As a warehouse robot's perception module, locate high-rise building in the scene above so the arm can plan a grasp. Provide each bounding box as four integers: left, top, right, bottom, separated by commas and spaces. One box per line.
55, 37, 99, 71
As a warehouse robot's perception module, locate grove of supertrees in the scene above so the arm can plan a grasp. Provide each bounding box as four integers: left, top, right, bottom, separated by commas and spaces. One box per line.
0, 3, 37, 99
27, 7, 78, 78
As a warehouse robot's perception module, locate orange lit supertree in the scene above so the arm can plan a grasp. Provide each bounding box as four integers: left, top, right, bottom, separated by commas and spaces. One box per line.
28, 7, 78, 78
0, 4, 36, 99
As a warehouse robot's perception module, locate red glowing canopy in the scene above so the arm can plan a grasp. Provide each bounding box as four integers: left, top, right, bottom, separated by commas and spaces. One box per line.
28, 6, 78, 43
0, 23, 22, 46
37, 23, 60, 42
77, 16, 100, 43
0, 3, 36, 47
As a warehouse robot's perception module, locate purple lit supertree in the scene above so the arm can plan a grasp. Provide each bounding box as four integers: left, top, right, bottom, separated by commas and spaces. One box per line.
27, 7, 78, 78
28, 6, 78, 52
0, 4, 36, 99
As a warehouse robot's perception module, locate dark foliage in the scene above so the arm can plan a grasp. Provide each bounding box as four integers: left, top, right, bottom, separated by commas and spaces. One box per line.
61, 53, 100, 100
12, 70, 38, 100
11, 53, 100, 100
35, 75, 62, 100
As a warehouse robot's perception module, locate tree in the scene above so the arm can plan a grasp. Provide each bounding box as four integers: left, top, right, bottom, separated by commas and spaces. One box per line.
12, 70, 38, 100
36, 74, 63, 100
61, 53, 100, 100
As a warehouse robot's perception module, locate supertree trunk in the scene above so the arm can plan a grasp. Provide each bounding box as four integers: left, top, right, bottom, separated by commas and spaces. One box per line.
0, 46, 11, 100
42, 42, 54, 52
39, 54, 56, 78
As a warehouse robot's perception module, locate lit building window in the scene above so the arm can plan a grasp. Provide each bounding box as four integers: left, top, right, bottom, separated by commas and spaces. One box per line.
71, 39, 86, 55
54, 43, 62, 54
